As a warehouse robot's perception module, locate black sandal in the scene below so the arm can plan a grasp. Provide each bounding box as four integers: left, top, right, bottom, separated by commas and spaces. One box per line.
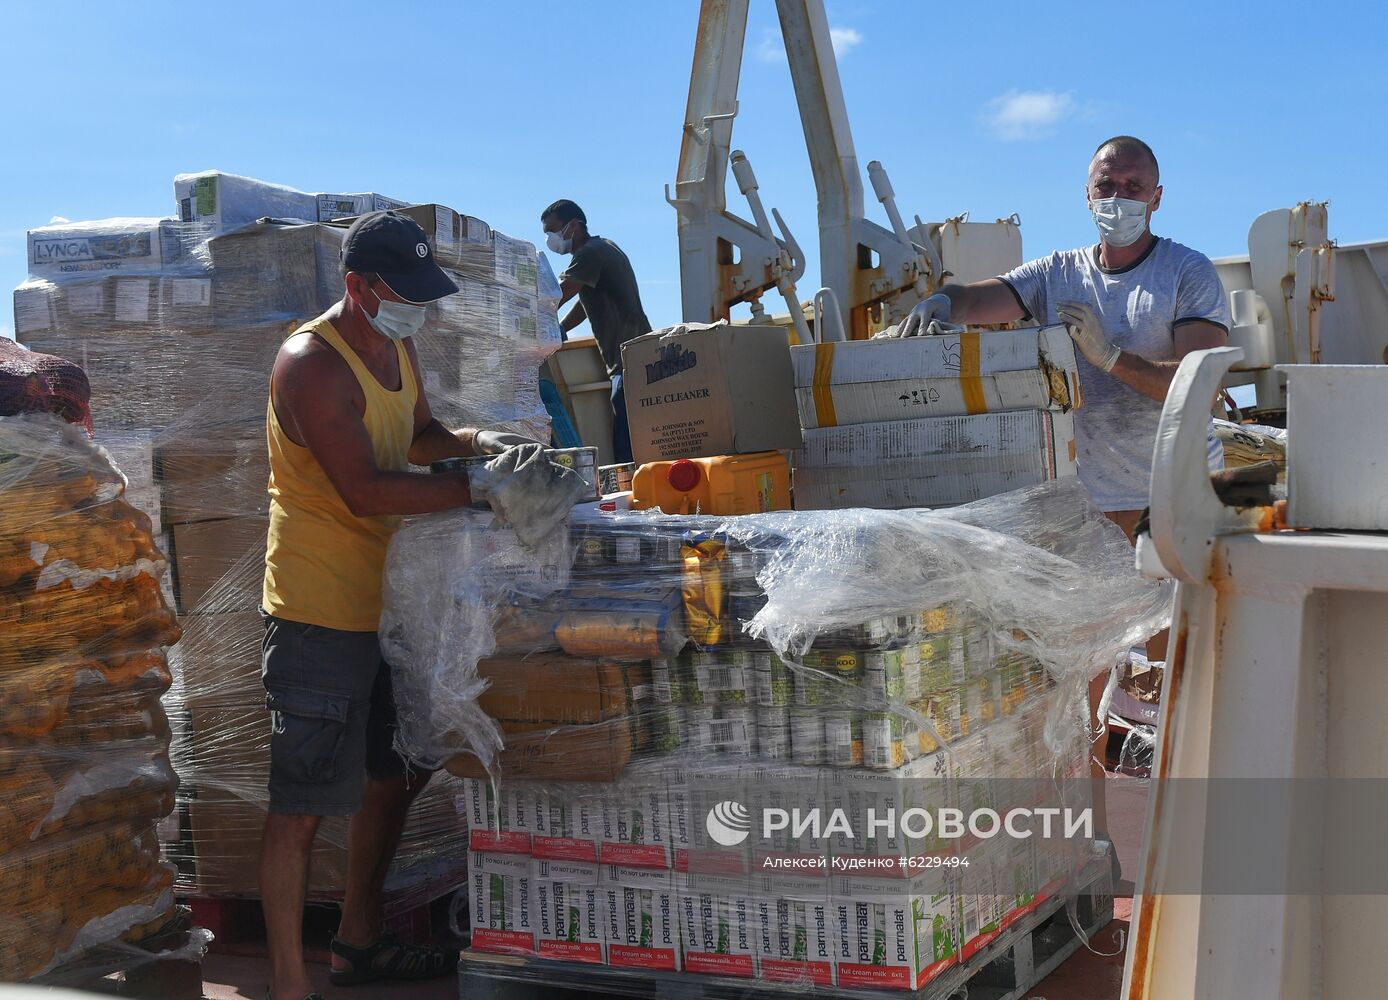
329, 932, 458, 986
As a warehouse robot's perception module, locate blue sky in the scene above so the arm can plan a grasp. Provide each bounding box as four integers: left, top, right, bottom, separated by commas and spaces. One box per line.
3, 0, 1385, 342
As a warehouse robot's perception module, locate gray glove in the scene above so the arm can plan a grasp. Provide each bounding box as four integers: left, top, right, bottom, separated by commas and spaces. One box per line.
475, 429, 546, 455
471, 443, 587, 549
893, 292, 952, 338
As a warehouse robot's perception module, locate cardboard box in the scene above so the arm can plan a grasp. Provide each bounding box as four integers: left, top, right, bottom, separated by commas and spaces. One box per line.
171, 515, 268, 613
169, 610, 264, 708
532, 858, 605, 964
315, 192, 410, 223
475, 655, 626, 725
174, 171, 318, 234
207, 221, 332, 326
677, 874, 758, 978
620, 323, 803, 465
531, 782, 605, 863
830, 873, 957, 991
156, 425, 268, 524
792, 410, 1076, 510
791, 326, 1080, 429
436, 281, 539, 340
100, 431, 156, 485
390, 204, 493, 273
457, 777, 534, 855
445, 716, 632, 783
601, 864, 681, 971
13, 275, 215, 336
26, 218, 198, 280
599, 774, 672, 869
469, 850, 536, 955
756, 881, 835, 986
188, 791, 347, 896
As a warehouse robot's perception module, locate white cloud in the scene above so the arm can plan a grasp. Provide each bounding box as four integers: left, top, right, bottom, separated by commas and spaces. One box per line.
983, 90, 1077, 141
756, 28, 782, 63
829, 27, 863, 57
757, 25, 863, 62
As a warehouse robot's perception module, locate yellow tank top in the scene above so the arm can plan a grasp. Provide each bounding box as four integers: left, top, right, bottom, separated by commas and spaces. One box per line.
262, 318, 418, 631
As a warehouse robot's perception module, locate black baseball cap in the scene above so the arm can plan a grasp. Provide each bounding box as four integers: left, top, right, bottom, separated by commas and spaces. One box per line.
340, 210, 459, 303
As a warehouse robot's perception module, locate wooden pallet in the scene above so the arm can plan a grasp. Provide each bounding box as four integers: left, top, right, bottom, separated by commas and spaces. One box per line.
456, 865, 1114, 1000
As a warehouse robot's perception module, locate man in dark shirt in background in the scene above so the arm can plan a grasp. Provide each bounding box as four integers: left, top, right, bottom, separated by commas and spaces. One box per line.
541, 199, 652, 464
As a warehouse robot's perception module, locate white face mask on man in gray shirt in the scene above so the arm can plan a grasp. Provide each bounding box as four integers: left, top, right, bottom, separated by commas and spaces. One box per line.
1090, 196, 1155, 248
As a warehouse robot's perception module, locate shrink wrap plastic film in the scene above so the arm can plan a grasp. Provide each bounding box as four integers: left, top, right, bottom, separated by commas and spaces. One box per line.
382, 480, 1164, 991
14, 199, 564, 908
0, 414, 208, 980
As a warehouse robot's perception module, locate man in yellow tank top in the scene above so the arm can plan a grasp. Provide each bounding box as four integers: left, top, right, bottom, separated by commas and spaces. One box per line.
259, 211, 539, 1000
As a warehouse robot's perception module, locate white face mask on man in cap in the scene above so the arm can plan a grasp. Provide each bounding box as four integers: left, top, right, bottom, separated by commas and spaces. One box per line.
357, 280, 427, 340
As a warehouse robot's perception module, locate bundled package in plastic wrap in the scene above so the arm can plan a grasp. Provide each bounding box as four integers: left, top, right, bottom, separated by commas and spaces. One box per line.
381, 478, 1169, 991
12, 176, 564, 909
0, 413, 207, 980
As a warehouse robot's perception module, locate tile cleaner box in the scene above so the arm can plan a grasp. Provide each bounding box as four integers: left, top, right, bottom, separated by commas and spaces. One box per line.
790, 325, 1081, 428
602, 864, 681, 971
620, 322, 803, 465
792, 409, 1076, 510
533, 859, 605, 964
677, 873, 758, 978
469, 851, 536, 956
830, 872, 958, 991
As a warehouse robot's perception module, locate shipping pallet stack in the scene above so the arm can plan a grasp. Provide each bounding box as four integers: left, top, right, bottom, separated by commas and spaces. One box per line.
379, 478, 1150, 998
788, 326, 1082, 510
0, 415, 206, 988
456, 862, 1113, 1000
12, 169, 565, 921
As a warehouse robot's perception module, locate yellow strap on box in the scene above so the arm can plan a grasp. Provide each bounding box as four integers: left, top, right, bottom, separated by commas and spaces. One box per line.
812, 341, 838, 428
959, 331, 987, 414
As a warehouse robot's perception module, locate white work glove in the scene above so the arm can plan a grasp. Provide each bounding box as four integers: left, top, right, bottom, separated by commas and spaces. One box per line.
475, 429, 545, 455
1057, 301, 1122, 372
893, 292, 953, 338
471, 443, 587, 549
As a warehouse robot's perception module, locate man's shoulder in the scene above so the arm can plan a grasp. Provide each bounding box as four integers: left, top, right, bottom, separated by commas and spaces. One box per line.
1012, 246, 1092, 276
577, 235, 622, 258
276, 319, 353, 389
1154, 237, 1218, 268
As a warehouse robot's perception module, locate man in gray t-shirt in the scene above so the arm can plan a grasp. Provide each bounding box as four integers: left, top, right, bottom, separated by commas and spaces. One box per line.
895, 135, 1229, 526
542, 199, 652, 464
893, 137, 1229, 859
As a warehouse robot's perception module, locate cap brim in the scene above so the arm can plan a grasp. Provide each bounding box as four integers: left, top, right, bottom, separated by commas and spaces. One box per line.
378, 264, 459, 304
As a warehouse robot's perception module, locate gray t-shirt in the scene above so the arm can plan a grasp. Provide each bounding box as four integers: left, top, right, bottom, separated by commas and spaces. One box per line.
1000, 238, 1230, 511
560, 235, 652, 377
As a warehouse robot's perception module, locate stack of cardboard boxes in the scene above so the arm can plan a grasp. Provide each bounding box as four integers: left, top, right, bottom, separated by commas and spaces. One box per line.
788, 327, 1083, 509
10, 170, 564, 904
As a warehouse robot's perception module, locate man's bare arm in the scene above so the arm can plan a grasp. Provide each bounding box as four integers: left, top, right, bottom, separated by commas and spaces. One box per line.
401, 338, 482, 466
1109, 320, 1228, 403
937, 279, 1029, 325
273, 343, 471, 517
559, 292, 586, 337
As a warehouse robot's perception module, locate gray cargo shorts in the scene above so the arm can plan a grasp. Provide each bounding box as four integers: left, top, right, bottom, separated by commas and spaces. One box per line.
261, 611, 426, 816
